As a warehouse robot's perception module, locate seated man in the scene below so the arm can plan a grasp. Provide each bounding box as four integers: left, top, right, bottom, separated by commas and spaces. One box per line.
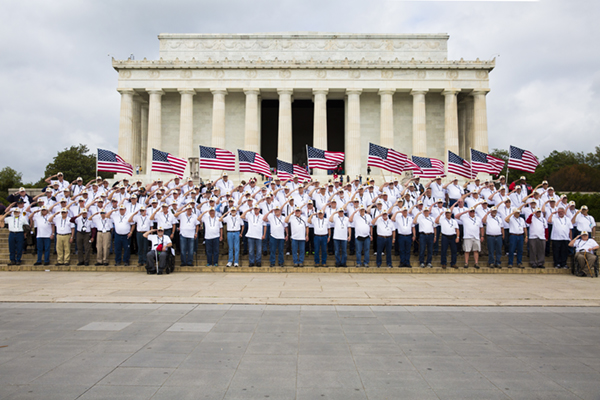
144, 227, 172, 275
569, 232, 598, 277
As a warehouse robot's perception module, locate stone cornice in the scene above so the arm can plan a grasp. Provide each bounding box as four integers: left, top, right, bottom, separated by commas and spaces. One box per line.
112, 58, 495, 71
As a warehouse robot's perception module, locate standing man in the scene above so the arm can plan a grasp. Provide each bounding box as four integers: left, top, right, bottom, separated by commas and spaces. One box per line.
454, 207, 484, 269
308, 210, 328, 267
29, 206, 53, 266
391, 207, 413, 268
413, 207, 436, 268
548, 208, 573, 269
129, 207, 152, 267
90, 209, 112, 266
285, 207, 308, 267
265, 206, 287, 267
0, 209, 28, 265
175, 205, 200, 267
372, 209, 394, 268
482, 206, 504, 268
504, 207, 527, 269
571, 206, 596, 238
107, 204, 132, 266
242, 205, 266, 267
435, 208, 459, 269
71, 208, 93, 266
329, 208, 351, 267
199, 207, 223, 267
526, 207, 548, 269
349, 205, 372, 267
221, 207, 243, 267
48, 208, 74, 266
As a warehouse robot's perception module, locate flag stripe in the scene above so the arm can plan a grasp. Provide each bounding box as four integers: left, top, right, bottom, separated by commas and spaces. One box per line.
307, 145, 344, 170
367, 143, 406, 175
411, 156, 445, 179
151, 149, 187, 178
238, 150, 272, 177
508, 145, 539, 173
97, 149, 133, 176
199, 146, 236, 171
448, 151, 474, 179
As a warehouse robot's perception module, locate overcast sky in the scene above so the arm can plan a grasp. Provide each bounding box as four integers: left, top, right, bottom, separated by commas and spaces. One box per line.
1, 0, 598, 182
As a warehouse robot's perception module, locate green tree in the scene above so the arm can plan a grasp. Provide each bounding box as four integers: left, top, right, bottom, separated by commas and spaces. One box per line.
37, 144, 113, 186
585, 145, 600, 170
0, 167, 23, 204
549, 164, 600, 191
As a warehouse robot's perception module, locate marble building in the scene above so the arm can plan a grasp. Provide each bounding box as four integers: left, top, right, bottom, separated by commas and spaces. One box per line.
112, 32, 494, 180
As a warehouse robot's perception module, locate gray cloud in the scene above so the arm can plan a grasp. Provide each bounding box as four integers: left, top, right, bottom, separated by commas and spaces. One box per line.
0, 0, 598, 182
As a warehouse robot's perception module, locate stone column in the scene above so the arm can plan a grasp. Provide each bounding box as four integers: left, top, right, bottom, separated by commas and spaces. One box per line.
211, 89, 228, 150
277, 89, 293, 163
117, 89, 135, 166
146, 89, 164, 176
131, 97, 142, 171
244, 89, 260, 153
472, 89, 490, 153
378, 89, 395, 149
178, 89, 196, 177
313, 89, 328, 178
140, 104, 148, 175
442, 89, 460, 172
410, 89, 428, 157
346, 89, 362, 177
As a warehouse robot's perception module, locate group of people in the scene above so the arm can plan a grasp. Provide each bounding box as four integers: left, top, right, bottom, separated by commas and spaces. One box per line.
0, 172, 597, 277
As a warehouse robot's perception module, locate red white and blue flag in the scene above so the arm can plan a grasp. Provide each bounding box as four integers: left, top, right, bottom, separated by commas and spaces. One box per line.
238, 150, 272, 178
276, 159, 311, 181
508, 145, 539, 174
447, 151, 475, 179
367, 143, 407, 175
470, 148, 505, 176
151, 149, 187, 178
306, 145, 344, 170
411, 156, 445, 179
97, 149, 133, 176
199, 145, 236, 171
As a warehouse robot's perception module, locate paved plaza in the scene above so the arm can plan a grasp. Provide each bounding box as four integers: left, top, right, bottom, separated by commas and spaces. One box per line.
0, 303, 600, 399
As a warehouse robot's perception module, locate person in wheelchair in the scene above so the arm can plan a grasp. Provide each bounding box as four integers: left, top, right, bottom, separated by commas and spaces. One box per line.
143, 227, 173, 275
569, 232, 598, 277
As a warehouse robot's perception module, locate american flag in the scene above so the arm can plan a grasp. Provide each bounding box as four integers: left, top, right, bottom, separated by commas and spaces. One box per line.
151, 148, 187, 178
367, 143, 406, 175
412, 156, 445, 179
276, 159, 311, 181
471, 148, 505, 175
306, 145, 344, 170
97, 149, 133, 176
447, 151, 475, 179
199, 145, 235, 171
238, 150, 272, 178
508, 145, 539, 173
404, 158, 422, 174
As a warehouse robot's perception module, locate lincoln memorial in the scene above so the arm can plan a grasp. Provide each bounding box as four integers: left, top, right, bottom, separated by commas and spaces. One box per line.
112, 32, 494, 180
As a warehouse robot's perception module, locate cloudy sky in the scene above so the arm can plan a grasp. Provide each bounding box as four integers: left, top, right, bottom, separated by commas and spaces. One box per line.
1, 0, 598, 182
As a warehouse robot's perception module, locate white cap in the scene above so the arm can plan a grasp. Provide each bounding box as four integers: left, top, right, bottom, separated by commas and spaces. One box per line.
119, 204, 126, 209
223, 172, 228, 176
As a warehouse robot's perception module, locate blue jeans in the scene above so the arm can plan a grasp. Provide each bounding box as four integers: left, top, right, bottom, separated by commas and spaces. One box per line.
262, 225, 270, 253
205, 237, 219, 266
487, 235, 503, 265
376, 236, 392, 267
292, 240, 305, 264
355, 236, 370, 266
440, 234, 457, 266
227, 231, 240, 264
114, 234, 130, 264
36, 237, 51, 263
248, 238, 262, 264
270, 237, 284, 265
508, 234, 524, 265
314, 235, 327, 264
334, 239, 347, 266
136, 231, 149, 265
397, 234, 412, 266
419, 233, 434, 264
180, 236, 195, 266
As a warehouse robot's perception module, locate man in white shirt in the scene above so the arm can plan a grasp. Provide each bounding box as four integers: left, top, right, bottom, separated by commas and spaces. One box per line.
107, 204, 133, 266
349, 204, 372, 267
0, 208, 29, 265
200, 207, 223, 267
221, 207, 243, 267
215, 173, 234, 195
548, 207, 572, 269
444, 178, 464, 206
427, 176, 446, 204
571, 206, 596, 238
504, 207, 528, 268
242, 205, 265, 267
129, 207, 152, 267
143, 227, 173, 274
285, 208, 308, 267
49, 208, 75, 266
526, 208, 548, 269
308, 209, 328, 267
413, 207, 436, 268
264, 206, 287, 267
391, 207, 413, 268
175, 205, 200, 267
482, 206, 504, 268
71, 208, 93, 266
435, 208, 459, 269
90, 209, 112, 266
569, 232, 599, 277
29, 206, 53, 266
329, 208, 351, 267
372, 209, 393, 268
455, 208, 484, 269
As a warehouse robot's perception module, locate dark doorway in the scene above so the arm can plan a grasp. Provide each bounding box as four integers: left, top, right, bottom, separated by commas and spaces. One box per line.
260, 99, 345, 169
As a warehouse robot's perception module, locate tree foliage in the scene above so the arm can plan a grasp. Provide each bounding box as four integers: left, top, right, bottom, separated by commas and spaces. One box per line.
35, 144, 112, 186
0, 167, 23, 204
549, 165, 600, 192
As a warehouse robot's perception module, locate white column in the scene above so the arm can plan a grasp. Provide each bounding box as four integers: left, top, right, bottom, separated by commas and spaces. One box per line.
211, 89, 227, 150
313, 89, 328, 178
140, 104, 148, 175
178, 89, 196, 178
378, 89, 395, 149
442, 89, 460, 174
277, 89, 293, 163
472, 89, 490, 153
117, 89, 135, 166
346, 89, 362, 178
131, 97, 142, 171
410, 89, 428, 157
146, 89, 164, 177
244, 89, 260, 153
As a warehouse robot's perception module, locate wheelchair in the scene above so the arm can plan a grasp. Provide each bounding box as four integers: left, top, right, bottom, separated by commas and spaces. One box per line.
570, 250, 599, 278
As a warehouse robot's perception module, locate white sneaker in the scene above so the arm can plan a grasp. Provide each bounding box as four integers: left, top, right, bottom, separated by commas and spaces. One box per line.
226, 262, 232, 267
234, 263, 239, 267
286, 252, 290, 255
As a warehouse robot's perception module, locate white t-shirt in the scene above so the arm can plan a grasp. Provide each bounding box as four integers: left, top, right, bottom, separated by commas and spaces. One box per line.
375, 217, 394, 237
93, 215, 113, 232
574, 238, 598, 253
416, 214, 435, 234
202, 215, 222, 240
353, 213, 372, 238
54, 216, 74, 235
288, 215, 307, 241
154, 211, 176, 229
178, 213, 200, 239
245, 212, 265, 240
312, 215, 329, 236
574, 213, 596, 233
550, 216, 572, 241
394, 214, 413, 235
111, 212, 132, 235
332, 214, 349, 240
446, 184, 464, 200
485, 214, 503, 236
133, 214, 152, 232
33, 214, 53, 238
439, 217, 458, 236
268, 213, 286, 239
507, 216, 526, 235
528, 214, 548, 240
74, 215, 93, 233
222, 214, 243, 232
148, 234, 172, 251
460, 214, 483, 239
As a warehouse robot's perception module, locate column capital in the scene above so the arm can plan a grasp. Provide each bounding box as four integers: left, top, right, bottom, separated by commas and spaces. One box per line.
178, 88, 196, 96
378, 89, 396, 96
346, 89, 362, 96
277, 88, 294, 96
471, 88, 491, 96
410, 89, 429, 96
441, 88, 461, 96
146, 89, 164, 96
210, 89, 228, 96
312, 89, 329, 96
243, 88, 261, 96
117, 88, 135, 95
